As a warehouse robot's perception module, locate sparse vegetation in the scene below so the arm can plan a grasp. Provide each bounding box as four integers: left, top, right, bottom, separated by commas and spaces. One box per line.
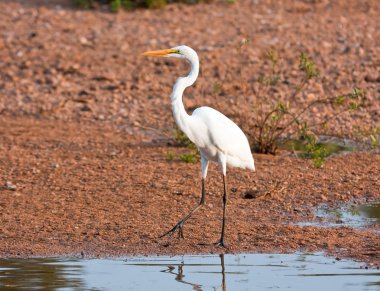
73, 0, 219, 11
165, 128, 199, 163
367, 126, 380, 149
165, 150, 175, 161
73, 0, 93, 9
235, 44, 366, 168
370, 134, 379, 149
167, 50, 367, 168
174, 128, 197, 150
73, 0, 162, 10
302, 132, 328, 168
179, 152, 197, 163
351, 125, 380, 150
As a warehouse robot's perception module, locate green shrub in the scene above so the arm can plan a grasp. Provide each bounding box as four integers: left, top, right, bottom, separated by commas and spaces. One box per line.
236, 45, 366, 162
147, 0, 167, 9
179, 153, 197, 163
73, 0, 94, 9
72, 0, 224, 11
164, 128, 199, 163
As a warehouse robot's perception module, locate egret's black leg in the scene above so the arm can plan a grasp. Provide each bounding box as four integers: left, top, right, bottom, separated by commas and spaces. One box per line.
216, 174, 227, 247
160, 178, 206, 239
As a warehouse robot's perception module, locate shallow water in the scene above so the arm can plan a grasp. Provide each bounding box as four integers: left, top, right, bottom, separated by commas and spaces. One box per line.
0, 253, 379, 290
301, 202, 380, 228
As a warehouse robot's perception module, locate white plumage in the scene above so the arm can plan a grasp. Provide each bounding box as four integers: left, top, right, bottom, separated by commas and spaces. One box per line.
191, 106, 255, 171
143, 45, 255, 247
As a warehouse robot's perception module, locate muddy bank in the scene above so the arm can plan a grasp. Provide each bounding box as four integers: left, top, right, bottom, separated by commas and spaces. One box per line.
0, 0, 379, 266
0, 116, 378, 266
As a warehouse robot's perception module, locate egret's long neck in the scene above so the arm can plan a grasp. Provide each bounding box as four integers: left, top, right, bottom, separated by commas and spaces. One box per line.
171, 57, 199, 135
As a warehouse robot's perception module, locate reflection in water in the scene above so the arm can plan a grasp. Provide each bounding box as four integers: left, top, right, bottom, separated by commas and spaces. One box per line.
320, 202, 380, 226
357, 203, 380, 219
0, 253, 379, 290
220, 254, 226, 291
161, 254, 227, 291
300, 202, 380, 228
162, 262, 202, 290
0, 258, 85, 290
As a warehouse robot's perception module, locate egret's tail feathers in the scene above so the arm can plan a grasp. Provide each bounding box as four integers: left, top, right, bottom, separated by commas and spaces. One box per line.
248, 158, 256, 172
226, 154, 255, 171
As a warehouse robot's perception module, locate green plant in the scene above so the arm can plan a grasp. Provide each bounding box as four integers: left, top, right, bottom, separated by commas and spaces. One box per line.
302, 131, 327, 168
147, 0, 167, 9
121, 0, 134, 9
212, 81, 223, 94
164, 127, 199, 163
179, 153, 197, 163
351, 125, 379, 150
72, 0, 138, 10
174, 128, 197, 150
110, 0, 121, 11
370, 134, 379, 149
73, 0, 225, 10
236, 44, 366, 162
362, 126, 380, 149
165, 151, 175, 161
109, 0, 136, 11
299, 52, 319, 80
73, 0, 93, 8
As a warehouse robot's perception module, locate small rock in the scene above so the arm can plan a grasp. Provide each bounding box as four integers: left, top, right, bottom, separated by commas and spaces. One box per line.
79, 36, 88, 45
81, 104, 91, 112
51, 163, 59, 169
78, 90, 89, 96
5, 181, 17, 191
364, 75, 380, 83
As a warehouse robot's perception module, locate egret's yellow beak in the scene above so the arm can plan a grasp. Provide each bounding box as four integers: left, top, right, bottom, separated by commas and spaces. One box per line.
142, 49, 177, 57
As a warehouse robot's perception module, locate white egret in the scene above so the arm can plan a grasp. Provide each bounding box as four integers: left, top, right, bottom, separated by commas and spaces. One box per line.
143, 45, 255, 247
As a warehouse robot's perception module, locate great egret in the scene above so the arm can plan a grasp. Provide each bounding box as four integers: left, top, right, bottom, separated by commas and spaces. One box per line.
143, 45, 255, 247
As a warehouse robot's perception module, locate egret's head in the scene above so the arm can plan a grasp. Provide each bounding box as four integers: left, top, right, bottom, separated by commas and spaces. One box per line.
143, 45, 197, 60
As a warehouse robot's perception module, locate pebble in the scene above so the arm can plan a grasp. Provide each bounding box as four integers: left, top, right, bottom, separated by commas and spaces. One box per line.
364, 75, 380, 83
5, 181, 17, 191
51, 163, 59, 169
320, 194, 328, 201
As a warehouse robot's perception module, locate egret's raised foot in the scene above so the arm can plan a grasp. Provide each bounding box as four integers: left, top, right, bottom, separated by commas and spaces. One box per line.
159, 221, 185, 240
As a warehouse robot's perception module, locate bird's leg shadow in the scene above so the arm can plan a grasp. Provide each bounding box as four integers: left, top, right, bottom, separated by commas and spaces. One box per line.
159, 179, 206, 241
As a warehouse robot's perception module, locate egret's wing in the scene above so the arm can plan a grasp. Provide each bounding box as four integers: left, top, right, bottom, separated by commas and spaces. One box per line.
191, 107, 254, 169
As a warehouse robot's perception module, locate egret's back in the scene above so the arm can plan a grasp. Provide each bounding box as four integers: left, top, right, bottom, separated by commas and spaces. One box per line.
190, 106, 255, 171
